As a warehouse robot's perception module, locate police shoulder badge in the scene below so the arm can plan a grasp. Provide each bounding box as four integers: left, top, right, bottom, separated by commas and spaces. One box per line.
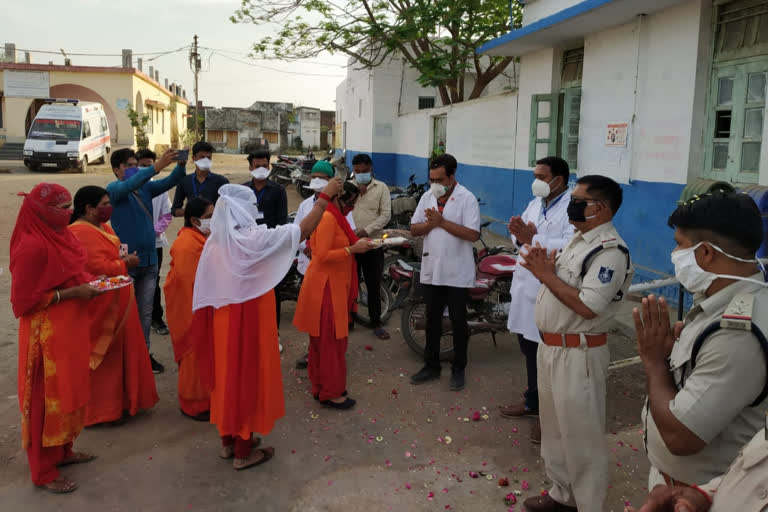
598, 266, 614, 284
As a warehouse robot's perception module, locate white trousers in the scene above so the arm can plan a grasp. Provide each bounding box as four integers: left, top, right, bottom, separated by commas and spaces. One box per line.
537, 343, 611, 511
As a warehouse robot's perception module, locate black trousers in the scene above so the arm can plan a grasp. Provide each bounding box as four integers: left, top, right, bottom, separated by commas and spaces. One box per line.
152, 247, 164, 323
276, 291, 282, 328
423, 284, 468, 373
356, 248, 384, 328
518, 334, 539, 412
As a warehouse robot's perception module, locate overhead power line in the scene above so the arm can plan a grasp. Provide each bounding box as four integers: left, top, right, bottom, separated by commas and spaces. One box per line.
10, 46, 189, 58
200, 46, 347, 68
211, 51, 345, 78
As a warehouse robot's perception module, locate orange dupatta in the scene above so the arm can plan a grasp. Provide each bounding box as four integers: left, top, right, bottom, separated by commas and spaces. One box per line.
164, 227, 208, 363
68, 221, 133, 369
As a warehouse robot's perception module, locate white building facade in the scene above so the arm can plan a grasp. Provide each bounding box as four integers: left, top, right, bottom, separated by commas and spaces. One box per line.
296, 106, 321, 149
337, 0, 768, 295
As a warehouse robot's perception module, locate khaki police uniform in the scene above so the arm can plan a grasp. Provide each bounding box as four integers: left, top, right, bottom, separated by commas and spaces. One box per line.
644, 276, 768, 488
534, 222, 633, 511
701, 426, 768, 512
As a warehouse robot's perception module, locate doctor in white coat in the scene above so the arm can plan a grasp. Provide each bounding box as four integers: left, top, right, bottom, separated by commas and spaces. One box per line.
500, 156, 574, 442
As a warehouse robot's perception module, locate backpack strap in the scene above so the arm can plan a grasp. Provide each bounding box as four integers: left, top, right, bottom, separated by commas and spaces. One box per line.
580, 242, 631, 301
686, 293, 768, 407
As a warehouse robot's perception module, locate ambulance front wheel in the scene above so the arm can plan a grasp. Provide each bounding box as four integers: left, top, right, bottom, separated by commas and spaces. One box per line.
76, 156, 88, 174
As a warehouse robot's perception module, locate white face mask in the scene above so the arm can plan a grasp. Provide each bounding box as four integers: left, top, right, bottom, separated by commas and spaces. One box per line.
250, 166, 270, 180
307, 177, 328, 191
531, 176, 558, 198
671, 241, 766, 294
196, 218, 212, 235
195, 157, 213, 171
430, 182, 448, 199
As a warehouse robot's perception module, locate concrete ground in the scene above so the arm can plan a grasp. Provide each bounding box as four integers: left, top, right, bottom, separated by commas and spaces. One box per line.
0, 155, 652, 511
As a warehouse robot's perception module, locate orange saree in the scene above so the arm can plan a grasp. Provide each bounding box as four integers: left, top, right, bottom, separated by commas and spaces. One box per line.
68, 221, 158, 425
163, 227, 210, 416
189, 291, 285, 440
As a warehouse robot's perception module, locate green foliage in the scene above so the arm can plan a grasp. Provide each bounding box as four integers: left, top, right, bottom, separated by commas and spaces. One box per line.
179, 130, 198, 148
126, 106, 150, 150
232, 0, 523, 104
293, 136, 304, 151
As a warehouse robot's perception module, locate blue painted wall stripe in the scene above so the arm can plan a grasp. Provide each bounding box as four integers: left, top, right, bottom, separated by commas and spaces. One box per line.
348, 149, 685, 282
478, 0, 620, 54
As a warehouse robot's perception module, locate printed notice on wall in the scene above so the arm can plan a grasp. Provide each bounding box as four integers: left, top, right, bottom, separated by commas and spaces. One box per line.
605, 123, 628, 146
3, 70, 50, 98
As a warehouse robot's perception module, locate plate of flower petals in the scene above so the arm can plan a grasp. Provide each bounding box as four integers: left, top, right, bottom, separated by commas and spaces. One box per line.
90, 275, 133, 291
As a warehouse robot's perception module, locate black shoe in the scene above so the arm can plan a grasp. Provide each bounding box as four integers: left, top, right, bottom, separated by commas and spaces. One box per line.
152, 320, 169, 336
181, 409, 210, 422
321, 397, 356, 410
410, 367, 440, 385
314, 390, 348, 401
150, 354, 165, 374
295, 354, 309, 370
449, 370, 465, 391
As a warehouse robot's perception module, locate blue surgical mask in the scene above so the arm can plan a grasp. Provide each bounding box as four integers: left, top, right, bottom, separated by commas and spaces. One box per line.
355, 172, 372, 185
123, 167, 139, 180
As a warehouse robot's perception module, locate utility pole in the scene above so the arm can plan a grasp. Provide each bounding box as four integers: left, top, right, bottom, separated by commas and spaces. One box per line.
190, 35, 201, 141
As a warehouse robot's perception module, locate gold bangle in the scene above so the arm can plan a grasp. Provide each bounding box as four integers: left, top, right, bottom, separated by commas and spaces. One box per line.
344, 246, 351, 255
55, 290, 61, 304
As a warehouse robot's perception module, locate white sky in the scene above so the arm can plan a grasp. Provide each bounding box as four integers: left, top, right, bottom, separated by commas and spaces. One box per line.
2, 0, 348, 110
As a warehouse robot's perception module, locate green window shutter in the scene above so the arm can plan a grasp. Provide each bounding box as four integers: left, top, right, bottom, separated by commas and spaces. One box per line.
704, 60, 767, 183
529, 94, 560, 166
561, 87, 582, 171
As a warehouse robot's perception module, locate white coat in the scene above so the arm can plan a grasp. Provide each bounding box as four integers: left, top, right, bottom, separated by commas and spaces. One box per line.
411, 183, 481, 289
507, 190, 574, 342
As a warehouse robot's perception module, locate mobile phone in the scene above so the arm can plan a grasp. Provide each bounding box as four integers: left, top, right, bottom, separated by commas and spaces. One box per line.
119, 244, 128, 258
174, 149, 189, 161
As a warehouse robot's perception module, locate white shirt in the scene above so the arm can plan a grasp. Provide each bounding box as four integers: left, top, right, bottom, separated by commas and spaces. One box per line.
507, 190, 574, 342
294, 194, 356, 275
151, 189, 172, 248
411, 183, 481, 288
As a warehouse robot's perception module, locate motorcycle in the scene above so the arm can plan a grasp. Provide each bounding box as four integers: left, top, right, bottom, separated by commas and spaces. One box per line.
386, 174, 428, 230
388, 224, 517, 361
271, 161, 299, 186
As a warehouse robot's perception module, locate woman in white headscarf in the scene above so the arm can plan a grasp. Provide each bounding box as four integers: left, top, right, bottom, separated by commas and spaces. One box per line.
189, 179, 341, 471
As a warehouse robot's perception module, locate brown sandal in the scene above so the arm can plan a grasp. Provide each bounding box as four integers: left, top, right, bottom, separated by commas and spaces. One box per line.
38, 478, 79, 494
219, 437, 261, 459
232, 447, 275, 470
57, 452, 97, 467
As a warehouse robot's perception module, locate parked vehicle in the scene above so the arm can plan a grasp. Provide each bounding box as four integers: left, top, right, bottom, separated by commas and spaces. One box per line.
388, 223, 517, 361
386, 174, 428, 229
271, 160, 299, 186
23, 99, 110, 173
241, 137, 269, 154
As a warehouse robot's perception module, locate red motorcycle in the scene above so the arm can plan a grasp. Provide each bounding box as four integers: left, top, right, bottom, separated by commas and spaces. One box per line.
389, 234, 517, 361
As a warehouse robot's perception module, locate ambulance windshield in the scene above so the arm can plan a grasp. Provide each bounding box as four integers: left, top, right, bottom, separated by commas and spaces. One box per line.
28, 119, 82, 140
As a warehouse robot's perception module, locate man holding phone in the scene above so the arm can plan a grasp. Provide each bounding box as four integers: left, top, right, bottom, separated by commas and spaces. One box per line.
172, 141, 229, 216
107, 147, 187, 374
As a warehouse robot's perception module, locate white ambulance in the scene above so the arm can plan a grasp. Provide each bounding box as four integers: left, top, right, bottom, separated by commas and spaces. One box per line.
23, 99, 110, 173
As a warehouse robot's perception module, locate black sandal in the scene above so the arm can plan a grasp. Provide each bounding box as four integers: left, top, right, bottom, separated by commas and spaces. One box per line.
320, 397, 356, 409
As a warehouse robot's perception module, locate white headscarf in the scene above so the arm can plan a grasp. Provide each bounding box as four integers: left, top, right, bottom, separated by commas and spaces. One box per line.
192, 184, 301, 311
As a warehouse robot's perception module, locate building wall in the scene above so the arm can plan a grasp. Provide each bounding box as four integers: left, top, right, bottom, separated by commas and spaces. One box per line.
132, 75, 188, 151
338, 0, 768, 287
0, 66, 187, 149
521, 0, 583, 25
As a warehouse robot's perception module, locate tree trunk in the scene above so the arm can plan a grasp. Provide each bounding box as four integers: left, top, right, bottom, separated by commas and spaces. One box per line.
468, 57, 514, 100
438, 85, 451, 106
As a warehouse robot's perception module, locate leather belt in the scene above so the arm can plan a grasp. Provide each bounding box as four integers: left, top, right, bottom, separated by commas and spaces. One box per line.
661, 471, 690, 488
541, 332, 607, 348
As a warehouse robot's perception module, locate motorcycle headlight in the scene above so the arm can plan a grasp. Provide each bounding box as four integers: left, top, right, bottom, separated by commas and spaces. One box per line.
23, 150, 33, 156
67, 151, 79, 158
